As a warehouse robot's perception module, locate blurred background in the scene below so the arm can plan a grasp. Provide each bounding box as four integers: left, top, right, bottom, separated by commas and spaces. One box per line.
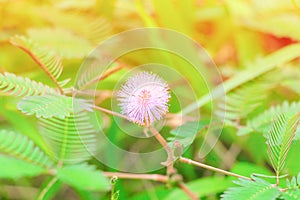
0, 0, 300, 199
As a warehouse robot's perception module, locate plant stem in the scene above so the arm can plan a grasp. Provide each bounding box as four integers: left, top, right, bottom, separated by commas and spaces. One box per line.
103, 172, 168, 183
94, 105, 131, 121
178, 182, 198, 200
179, 157, 253, 181
94, 106, 175, 174
149, 125, 175, 175
37, 177, 58, 200
98, 65, 124, 81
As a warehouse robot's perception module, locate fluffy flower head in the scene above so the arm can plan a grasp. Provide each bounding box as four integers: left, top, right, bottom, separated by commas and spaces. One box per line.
117, 71, 170, 126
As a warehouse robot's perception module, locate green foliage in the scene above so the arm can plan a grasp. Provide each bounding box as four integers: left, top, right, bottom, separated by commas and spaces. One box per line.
0, 155, 45, 179
221, 176, 281, 200
239, 101, 300, 137
27, 28, 93, 59
57, 163, 110, 191
279, 173, 300, 200
1, 1, 300, 199
17, 94, 93, 119
10, 35, 64, 83
280, 190, 300, 200
38, 111, 99, 164
216, 79, 271, 121
267, 114, 300, 176
0, 72, 58, 96
0, 130, 54, 168
165, 177, 233, 200
169, 120, 210, 150
286, 174, 299, 189
182, 43, 300, 114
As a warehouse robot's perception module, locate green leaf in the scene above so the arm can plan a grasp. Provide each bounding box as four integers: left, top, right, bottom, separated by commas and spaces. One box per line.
0, 130, 54, 168
169, 120, 210, 150
280, 189, 300, 200
10, 36, 64, 83
17, 94, 93, 119
27, 28, 93, 59
221, 176, 280, 200
0, 97, 49, 153
181, 43, 300, 115
0, 72, 58, 97
216, 78, 271, 121
57, 163, 110, 191
267, 113, 300, 176
0, 155, 45, 179
230, 162, 273, 178
75, 58, 125, 90
164, 177, 233, 200
285, 172, 300, 189
38, 110, 100, 164
240, 101, 300, 138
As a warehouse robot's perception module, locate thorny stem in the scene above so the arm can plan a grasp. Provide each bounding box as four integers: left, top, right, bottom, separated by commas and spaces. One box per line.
37, 177, 58, 200
149, 125, 175, 176
179, 157, 253, 181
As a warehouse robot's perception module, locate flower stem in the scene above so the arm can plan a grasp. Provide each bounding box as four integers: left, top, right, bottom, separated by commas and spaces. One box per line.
149, 125, 175, 175
179, 157, 253, 181
94, 105, 131, 121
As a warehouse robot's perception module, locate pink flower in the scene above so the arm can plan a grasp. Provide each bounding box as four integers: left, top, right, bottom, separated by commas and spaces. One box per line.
117, 71, 170, 126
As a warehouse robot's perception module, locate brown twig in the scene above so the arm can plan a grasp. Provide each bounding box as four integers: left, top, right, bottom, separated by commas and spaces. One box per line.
93, 106, 197, 199
93, 105, 131, 122
10, 43, 64, 94
149, 125, 175, 176
103, 172, 168, 183
81, 63, 126, 90
98, 64, 124, 81
178, 182, 198, 200
179, 157, 253, 181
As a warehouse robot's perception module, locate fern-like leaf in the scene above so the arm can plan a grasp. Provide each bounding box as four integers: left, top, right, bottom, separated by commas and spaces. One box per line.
75, 56, 124, 90
17, 94, 93, 119
0, 155, 45, 179
280, 189, 300, 200
281, 173, 300, 200
0, 130, 54, 169
9, 35, 64, 92
238, 101, 300, 137
0, 72, 58, 97
38, 108, 100, 164
57, 163, 110, 191
27, 28, 92, 59
286, 173, 300, 189
267, 113, 300, 177
216, 80, 271, 121
221, 176, 280, 200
